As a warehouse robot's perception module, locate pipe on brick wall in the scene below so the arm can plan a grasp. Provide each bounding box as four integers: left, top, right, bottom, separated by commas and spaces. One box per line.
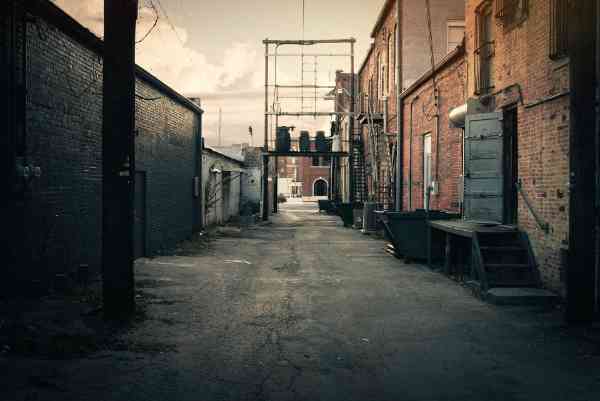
408, 95, 419, 210
394, 0, 403, 211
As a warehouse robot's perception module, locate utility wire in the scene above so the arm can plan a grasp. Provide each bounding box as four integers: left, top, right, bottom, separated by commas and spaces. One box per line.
154, 0, 185, 47
136, 0, 159, 44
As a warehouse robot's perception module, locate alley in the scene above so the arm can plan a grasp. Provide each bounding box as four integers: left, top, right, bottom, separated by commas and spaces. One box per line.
3, 201, 599, 401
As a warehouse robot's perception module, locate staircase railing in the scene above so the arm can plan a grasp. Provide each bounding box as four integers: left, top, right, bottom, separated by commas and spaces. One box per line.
516, 180, 550, 233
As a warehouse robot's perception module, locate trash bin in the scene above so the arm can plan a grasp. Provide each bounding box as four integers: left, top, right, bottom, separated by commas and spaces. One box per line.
383, 209, 460, 261
338, 202, 354, 227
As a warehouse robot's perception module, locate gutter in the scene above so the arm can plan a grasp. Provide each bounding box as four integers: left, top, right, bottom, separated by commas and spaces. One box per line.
395, 0, 403, 211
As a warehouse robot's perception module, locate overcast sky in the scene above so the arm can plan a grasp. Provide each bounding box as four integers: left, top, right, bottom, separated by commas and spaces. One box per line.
52, 0, 385, 146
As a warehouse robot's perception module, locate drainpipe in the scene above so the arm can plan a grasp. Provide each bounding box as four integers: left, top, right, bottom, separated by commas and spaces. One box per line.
408, 95, 419, 210
383, 96, 388, 208
394, 0, 403, 211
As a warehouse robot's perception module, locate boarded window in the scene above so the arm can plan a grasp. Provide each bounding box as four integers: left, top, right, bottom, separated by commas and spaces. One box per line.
495, 0, 528, 28
475, 3, 495, 94
549, 0, 568, 59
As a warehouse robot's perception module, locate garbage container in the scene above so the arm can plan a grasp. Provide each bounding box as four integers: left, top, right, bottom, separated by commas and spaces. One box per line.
383, 210, 460, 261
338, 203, 354, 227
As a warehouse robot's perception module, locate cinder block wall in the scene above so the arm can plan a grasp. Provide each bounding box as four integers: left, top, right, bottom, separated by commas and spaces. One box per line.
202, 150, 243, 226
16, 3, 201, 285
465, 0, 570, 293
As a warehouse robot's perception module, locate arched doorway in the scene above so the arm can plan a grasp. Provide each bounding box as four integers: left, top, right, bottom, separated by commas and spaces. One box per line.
313, 179, 328, 197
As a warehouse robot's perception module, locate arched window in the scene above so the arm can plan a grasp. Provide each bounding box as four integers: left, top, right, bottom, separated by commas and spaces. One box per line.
313, 179, 328, 197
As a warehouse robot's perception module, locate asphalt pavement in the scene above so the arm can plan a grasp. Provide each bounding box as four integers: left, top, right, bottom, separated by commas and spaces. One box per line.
2, 200, 600, 401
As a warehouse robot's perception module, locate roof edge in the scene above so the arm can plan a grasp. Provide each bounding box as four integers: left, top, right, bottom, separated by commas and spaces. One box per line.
400, 42, 466, 100
30, 0, 203, 116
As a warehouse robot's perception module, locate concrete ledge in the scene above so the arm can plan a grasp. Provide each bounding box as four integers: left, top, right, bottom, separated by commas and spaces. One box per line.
485, 287, 559, 306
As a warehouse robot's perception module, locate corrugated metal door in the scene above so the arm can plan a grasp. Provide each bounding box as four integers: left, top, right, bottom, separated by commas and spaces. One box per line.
464, 112, 504, 223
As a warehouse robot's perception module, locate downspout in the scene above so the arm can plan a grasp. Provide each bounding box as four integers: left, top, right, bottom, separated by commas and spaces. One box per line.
395, 0, 403, 211
408, 95, 419, 210
383, 96, 388, 207
595, 0, 600, 315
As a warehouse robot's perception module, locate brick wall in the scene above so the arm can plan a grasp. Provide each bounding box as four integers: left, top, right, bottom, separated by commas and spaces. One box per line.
401, 49, 467, 212
465, 0, 570, 293
10, 2, 202, 288
358, 0, 465, 207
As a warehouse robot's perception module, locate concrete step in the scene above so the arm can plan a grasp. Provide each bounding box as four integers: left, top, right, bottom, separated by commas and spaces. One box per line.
484, 287, 559, 306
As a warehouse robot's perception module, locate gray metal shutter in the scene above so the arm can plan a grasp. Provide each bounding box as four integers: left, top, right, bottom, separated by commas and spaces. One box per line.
464, 112, 504, 223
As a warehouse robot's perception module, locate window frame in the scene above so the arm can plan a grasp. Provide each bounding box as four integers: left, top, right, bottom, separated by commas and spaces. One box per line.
446, 20, 465, 54
549, 0, 568, 60
475, 1, 495, 95
495, 0, 529, 31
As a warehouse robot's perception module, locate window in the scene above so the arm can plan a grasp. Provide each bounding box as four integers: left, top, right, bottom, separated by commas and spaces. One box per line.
495, 0, 528, 29
447, 20, 465, 53
388, 31, 394, 92
475, 2, 495, 94
549, 0, 568, 59
377, 52, 386, 98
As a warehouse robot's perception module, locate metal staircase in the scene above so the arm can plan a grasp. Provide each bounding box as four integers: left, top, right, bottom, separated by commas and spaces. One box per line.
351, 122, 366, 202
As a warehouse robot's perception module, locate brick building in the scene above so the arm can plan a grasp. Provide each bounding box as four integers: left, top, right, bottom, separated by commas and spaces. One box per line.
400, 45, 467, 213
462, 0, 571, 294
357, 0, 465, 207
2, 1, 203, 292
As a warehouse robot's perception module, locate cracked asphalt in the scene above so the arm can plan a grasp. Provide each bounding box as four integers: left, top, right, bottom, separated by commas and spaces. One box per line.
3, 201, 600, 401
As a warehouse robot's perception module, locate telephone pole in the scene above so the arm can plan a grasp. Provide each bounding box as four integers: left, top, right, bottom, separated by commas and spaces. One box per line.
102, 0, 138, 319
218, 107, 222, 146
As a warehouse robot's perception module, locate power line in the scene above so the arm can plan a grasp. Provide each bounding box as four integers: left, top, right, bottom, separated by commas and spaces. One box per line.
136, 0, 159, 44
154, 0, 185, 47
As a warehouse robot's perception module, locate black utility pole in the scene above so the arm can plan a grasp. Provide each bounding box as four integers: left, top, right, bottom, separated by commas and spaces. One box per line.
0, 1, 18, 294
567, 0, 598, 324
102, 0, 138, 319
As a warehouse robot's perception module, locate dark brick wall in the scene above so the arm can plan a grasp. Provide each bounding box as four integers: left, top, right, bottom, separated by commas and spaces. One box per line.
12, 5, 201, 286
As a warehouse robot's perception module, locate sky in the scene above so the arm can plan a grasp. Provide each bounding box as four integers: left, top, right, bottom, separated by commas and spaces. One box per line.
52, 0, 385, 147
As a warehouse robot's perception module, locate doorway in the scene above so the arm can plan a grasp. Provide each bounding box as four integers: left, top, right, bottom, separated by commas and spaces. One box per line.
134, 171, 146, 259
423, 134, 432, 209
503, 107, 518, 225
313, 179, 328, 196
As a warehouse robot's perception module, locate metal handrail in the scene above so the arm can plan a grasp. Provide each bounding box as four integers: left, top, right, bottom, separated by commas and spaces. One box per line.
516, 180, 549, 233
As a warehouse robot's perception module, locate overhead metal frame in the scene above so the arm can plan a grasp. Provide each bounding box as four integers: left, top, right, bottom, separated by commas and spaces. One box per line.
262, 38, 356, 221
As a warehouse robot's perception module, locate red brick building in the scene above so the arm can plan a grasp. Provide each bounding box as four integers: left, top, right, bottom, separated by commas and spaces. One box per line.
400, 45, 467, 213
463, 0, 571, 294
357, 0, 465, 207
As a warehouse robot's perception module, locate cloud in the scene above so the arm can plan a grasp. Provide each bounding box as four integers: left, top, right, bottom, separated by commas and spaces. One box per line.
51, 0, 334, 146
52, 0, 262, 95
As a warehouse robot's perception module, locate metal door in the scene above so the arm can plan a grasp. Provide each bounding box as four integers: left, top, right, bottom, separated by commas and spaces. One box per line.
464, 112, 504, 223
134, 171, 146, 259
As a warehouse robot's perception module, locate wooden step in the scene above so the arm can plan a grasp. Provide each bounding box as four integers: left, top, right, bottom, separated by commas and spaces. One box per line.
485, 263, 530, 270
480, 246, 526, 252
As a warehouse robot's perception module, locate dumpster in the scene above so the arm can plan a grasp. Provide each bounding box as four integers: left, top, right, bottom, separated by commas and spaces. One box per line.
337, 203, 354, 227
382, 210, 460, 261
318, 199, 332, 213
